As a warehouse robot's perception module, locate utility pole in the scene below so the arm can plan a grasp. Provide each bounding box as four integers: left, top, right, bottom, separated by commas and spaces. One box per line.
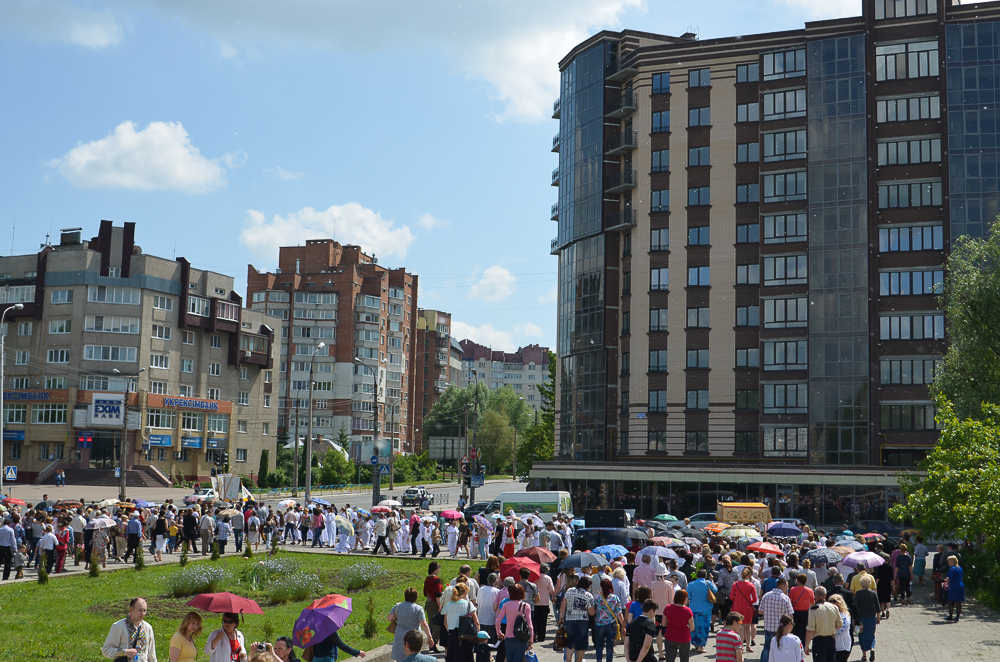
389, 398, 396, 491
356, 357, 386, 506
513, 395, 525, 480
470, 372, 480, 505
304, 342, 326, 505
0, 303, 24, 496
114, 367, 144, 502
293, 399, 300, 498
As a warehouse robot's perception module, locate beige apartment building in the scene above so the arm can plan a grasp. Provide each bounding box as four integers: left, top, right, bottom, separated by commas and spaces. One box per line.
0, 221, 276, 486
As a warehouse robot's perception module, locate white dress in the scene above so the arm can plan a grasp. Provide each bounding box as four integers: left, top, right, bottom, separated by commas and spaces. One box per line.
447, 524, 459, 556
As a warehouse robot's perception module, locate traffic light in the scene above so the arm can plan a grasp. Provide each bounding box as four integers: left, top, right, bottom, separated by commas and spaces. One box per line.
210, 467, 218, 477
222, 452, 230, 469
464, 477, 472, 488
461, 461, 470, 476
478, 464, 486, 476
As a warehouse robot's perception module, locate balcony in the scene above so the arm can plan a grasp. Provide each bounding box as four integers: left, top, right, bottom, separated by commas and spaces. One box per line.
435, 354, 448, 366
606, 130, 638, 157
551, 168, 560, 187
552, 98, 561, 119
550, 203, 559, 221
605, 209, 638, 232
605, 92, 638, 119
552, 134, 560, 152
434, 380, 448, 393
550, 238, 560, 255
605, 169, 638, 195
606, 56, 639, 83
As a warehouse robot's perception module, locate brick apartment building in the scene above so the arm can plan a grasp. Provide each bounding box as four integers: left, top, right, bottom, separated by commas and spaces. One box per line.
412, 309, 463, 453
459, 341, 551, 415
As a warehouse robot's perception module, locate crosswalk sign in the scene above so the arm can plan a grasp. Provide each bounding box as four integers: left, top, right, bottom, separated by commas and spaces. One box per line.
114, 467, 120, 478
379, 464, 390, 475
4, 466, 15, 481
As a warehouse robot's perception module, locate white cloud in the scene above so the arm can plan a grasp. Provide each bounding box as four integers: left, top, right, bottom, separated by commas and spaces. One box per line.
219, 150, 248, 169
417, 213, 447, 232
240, 202, 416, 264
774, 0, 861, 19
537, 286, 558, 304
513, 322, 543, 339
452, 321, 514, 352
0, 1, 123, 49
48, 121, 228, 192
468, 265, 516, 303
109, 0, 642, 122
264, 166, 304, 180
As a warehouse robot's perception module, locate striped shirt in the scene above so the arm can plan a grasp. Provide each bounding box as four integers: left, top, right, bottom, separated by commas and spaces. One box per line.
759, 588, 794, 633
714, 628, 743, 662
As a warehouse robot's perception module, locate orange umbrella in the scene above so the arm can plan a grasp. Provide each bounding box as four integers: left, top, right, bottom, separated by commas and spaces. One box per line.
703, 522, 729, 534
830, 546, 855, 557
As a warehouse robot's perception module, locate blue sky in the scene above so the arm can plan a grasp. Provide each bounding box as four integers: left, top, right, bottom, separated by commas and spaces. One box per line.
0, 0, 862, 351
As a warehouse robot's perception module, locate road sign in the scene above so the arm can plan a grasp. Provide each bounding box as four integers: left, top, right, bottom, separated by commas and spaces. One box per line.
636, 413, 647, 419
469, 448, 478, 460
4, 466, 16, 481
370, 455, 379, 466
470, 475, 484, 488
379, 464, 391, 475
114, 467, 120, 478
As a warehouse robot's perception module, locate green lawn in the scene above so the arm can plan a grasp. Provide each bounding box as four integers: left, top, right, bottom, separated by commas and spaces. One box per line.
0, 552, 470, 661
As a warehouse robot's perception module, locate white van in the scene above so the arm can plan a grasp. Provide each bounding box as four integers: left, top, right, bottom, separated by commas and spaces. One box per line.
481, 491, 573, 522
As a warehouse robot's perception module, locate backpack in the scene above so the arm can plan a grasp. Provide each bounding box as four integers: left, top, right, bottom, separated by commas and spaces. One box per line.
513, 602, 532, 642
249, 519, 258, 532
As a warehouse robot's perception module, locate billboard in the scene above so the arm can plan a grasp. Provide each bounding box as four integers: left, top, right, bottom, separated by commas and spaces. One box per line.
428, 437, 464, 460
349, 438, 391, 464
89, 393, 124, 428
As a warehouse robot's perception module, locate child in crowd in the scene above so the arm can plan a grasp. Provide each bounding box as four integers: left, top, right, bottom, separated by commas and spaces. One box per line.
13, 544, 26, 579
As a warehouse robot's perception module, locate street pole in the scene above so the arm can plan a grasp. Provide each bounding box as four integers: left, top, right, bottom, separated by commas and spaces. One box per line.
356, 357, 386, 506
389, 398, 395, 491
293, 398, 300, 498
513, 395, 525, 480
0, 303, 24, 496
470, 370, 480, 505
114, 367, 144, 502
305, 341, 326, 506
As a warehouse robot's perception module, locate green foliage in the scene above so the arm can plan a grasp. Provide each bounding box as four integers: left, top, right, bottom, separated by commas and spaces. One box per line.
257, 449, 270, 488
37, 561, 48, 584
268, 573, 322, 604
180, 541, 189, 568
391, 451, 438, 484
270, 532, 280, 557
317, 446, 354, 485
362, 595, 378, 639
340, 560, 389, 591
267, 468, 289, 489
243, 544, 253, 559
263, 621, 276, 646
962, 548, 1000, 613
239, 557, 299, 591
933, 221, 1000, 419
89, 555, 100, 578
134, 545, 145, 571
211, 542, 221, 561
167, 565, 231, 597
891, 397, 1000, 551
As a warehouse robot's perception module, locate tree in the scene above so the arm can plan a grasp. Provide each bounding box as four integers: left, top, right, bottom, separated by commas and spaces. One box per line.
317, 447, 353, 485
890, 397, 1000, 552
476, 409, 514, 474
932, 222, 1000, 419
257, 449, 270, 488
517, 351, 555, 473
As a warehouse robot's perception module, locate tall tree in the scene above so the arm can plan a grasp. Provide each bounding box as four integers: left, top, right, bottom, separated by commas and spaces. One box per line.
257, 449, 269, 488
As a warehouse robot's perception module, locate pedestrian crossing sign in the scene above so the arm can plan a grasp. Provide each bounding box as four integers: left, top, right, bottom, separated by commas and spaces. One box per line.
4, 466, 15, 480
379, 464, 390, 475
114, 467, 120, 478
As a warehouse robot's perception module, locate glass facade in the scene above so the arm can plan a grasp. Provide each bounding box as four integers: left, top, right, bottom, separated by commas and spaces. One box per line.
946, 21, 1000, 239
806, 35, 870, 465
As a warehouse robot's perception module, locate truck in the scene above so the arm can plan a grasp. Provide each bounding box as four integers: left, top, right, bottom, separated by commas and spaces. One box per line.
716, 502, 772, 524
479, 491, 573, 522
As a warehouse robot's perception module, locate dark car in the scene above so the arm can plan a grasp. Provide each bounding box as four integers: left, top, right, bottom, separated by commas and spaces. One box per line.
573, 527, 646, 554
849, 519, 904, 537
463, 501, 491, 523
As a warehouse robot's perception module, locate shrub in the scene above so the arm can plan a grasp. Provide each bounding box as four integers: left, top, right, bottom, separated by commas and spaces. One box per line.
270, 533, 279, 557
963, 548, 1000, 612
167, 565, 231, 598
268, 573, 321, 604
239, 557, 299, 591
134, 545, 145, 571
180, 542, 189, 568
37, 561, 48, 584
89, 554, 101, 578
267, 469, 288, 489
211, 542, 220, 561
362, 595, 378, 639
340, 560, 389, 591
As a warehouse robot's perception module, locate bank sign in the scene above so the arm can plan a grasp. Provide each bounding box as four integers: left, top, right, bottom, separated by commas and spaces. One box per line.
89, 393, 125, 427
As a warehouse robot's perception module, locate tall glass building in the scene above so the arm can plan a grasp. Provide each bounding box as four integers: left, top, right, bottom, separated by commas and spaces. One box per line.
539, 0, 987, 526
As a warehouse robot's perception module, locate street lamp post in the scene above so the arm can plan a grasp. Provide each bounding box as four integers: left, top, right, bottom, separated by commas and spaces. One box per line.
0, 303, 25, 496
355, 356, 386, 506
513, 395, 525, 480
113, 367, 145, 502
469, 369, 480, 505
304, 341, 326, 505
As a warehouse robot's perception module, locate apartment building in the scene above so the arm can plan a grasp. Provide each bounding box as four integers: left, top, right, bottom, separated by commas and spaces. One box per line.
459, 341, 550, 415
413, 309, 463, 453
0, 221, 276, 485
246, 239, 418, 460
537, 0, 981, 525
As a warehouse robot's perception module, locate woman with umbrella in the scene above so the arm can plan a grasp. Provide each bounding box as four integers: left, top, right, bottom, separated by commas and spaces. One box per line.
389, 588, 435, 661
296, 597, 367, 662
502, 518, 516, 559
205, 612, 248, 662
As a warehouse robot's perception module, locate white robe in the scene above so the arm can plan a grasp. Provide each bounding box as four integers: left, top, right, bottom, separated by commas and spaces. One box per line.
447, 524, 459, 556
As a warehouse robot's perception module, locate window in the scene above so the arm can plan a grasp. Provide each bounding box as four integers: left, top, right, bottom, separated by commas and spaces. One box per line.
735, 431, 759, 453
149, 380, 167, 395
736, 306, 760, 327
737, 264, 760, 285
878, 270, 944, 296
85, 316, 139, 334
737, 102, 760, 123
152, 295, 173, 311
763, 383, 808, 413
688, 146, 710, 167
264, 371, 271, 383
880, 357, 941, 385
178, 385, 192, 397
688, 107, 711, 127
875, 41, 939, 81
763, 427, 808, 457
764, 340, 808, 370
736, 390, 759, 410
688, 226, 710, 245
737, 224, 760, 244
623, 232, 632, 257
296, 292, 338, 304
149, 354, 170, 370
182, 330, 195, 344
17, 322, 32, 336
32, 403, 67, 424
687, 266, 710, 286
877, 181, 942, 208
688, 307, 710, 328
207, 388, 221, 401
84, 345, 137, 362
187, 296, 210, 316
875, 0, 937, 18
181, 359, 193, 373
622, 272, 631, 296
688, 187, 710, 206
80, 375, 134, 391
621, 352, 630, 375
737, 142, 759, 163
764, 297, 808, 328
763, 171, 807, 202
88, 285, 139, 304
686, 390, 709, 409
737, 63, 760, 83
763, 89, 806, 120
51, 289, 73, 304
209, 362, 221, 376
878, 225, 944, 252
37, 444, 48, 460
652, 149, 669, 173
238, 392, 250, 406
216, 301, 239, 321
210, 335, 222, 349
649, 390, 667, 413
651, 268, 669, 291
181, 411, 203, 431
685, 431, 709, 452
45, 377, 66, 389
236, 420, 246, 434
879, 313, 945, 339
8, 443, 21, 460
263, 394, 271, 408
880, 404, 939, 430
764, 214, 807, 244
650, 308, 668, 332
651, 189, 669, 213
4, 404, 27, 424
46, 349, 69, 364
764, 49, 806, 80
877, 137, 941, 165
48, 320, 70, 334
9, 377, 29, 389
622, 312, 630, 336
688, 68, 710, 87
736, 184, 759, 203
764, 130, 807, 161
1, 286, 35, 304
15, 350, 29, 365
240, 366, 250, 380
876, 95, 940, 122
764, 255, 808, 286
736, 348, 760, 368
649, 350, 668, 372
234, 448, 248, 463
687, 349, 709, 368
652, 111, 670, 133
648, 431, 666, 452
151, 324, 171, 340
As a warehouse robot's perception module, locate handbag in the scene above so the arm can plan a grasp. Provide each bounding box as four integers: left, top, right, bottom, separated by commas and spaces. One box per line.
598, 593, 622, 643
707, 587, 717, 604
553, 624, 567, 651
513, 602, 532, 642
387, 603, 398, 634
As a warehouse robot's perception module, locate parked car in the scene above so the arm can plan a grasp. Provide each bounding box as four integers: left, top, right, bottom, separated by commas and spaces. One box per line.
183, 487, 216, 505
848, 520, 905, 537
573, 527, 646, 554
402, 487, 434, 507
518, 474, 530, 483
463, 501, 491, 523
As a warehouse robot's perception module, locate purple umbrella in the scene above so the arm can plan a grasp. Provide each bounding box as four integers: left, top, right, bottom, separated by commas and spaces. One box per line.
293, 594, 353, 649
839, 551, 885, 570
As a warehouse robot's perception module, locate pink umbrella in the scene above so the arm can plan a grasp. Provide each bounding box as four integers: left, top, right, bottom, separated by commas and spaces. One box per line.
839, 551, 885, 570
441, 510, 463, 519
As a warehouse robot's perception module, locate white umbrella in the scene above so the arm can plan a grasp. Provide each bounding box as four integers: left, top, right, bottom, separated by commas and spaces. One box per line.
278, 499, 298, 508
377, 499, 402, 507
491, 513, 507, 520
98, 498, 119, 508
637, 546, 679, 562
521, 514, 544, 527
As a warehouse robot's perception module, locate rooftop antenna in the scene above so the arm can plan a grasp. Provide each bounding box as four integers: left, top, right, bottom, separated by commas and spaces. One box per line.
173, 242, 177, 259
9, 219, 13, 256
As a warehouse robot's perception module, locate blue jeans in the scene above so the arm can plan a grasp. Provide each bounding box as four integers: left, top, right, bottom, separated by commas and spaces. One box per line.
592, 623, 616, 662
761, 630, 776, 662
478, 537, 488, 559
504, 637, 528, 662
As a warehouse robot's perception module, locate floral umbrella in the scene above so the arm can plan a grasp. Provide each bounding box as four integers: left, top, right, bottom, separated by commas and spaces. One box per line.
703, 522, 729, 534
637, 546, 679, 562
719, 526, 759, 539
650, 536, 685, 547
293, 594, 353, 649
334, 515, 354, 536
473, 515, 495, 533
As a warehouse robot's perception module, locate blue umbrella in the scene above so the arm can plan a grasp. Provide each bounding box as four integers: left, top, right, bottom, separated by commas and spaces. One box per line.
309, 498, 331, 506
571, 519, 586, 528
132, 500, 156, 508
767, 522, 801, 536
592, 544, 629, 560
836, 539, 865, 551
354, 508, 370, 517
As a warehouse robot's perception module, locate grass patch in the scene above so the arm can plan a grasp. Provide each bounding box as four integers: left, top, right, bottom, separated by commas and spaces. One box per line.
0, 553, 468, 661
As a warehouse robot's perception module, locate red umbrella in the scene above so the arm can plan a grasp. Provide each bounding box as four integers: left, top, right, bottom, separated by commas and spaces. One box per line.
514, 546, 556, 563
500, 557, 540, 582
186, 592, 264, 615
371, 506, 391, 514
745, 542, 784, 556
2, 497, 26, 506
441, 510, 463, 519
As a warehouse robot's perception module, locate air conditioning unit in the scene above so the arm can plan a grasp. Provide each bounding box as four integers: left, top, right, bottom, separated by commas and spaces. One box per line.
244, 350, 252, 358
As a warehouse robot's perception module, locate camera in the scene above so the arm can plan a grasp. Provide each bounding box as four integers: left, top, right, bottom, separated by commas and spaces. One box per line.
257, 644, 266, 652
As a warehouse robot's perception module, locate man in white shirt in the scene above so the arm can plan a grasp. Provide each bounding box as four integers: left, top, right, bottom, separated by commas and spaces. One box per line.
71, 509, 88, 539
39, 525, 58, 574
0, 516, 16, 581
102, 597, 157, 662
373, 515, 392, 555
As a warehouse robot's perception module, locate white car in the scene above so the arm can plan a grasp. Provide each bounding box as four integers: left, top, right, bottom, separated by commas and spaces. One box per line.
183, 487, 217, 505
